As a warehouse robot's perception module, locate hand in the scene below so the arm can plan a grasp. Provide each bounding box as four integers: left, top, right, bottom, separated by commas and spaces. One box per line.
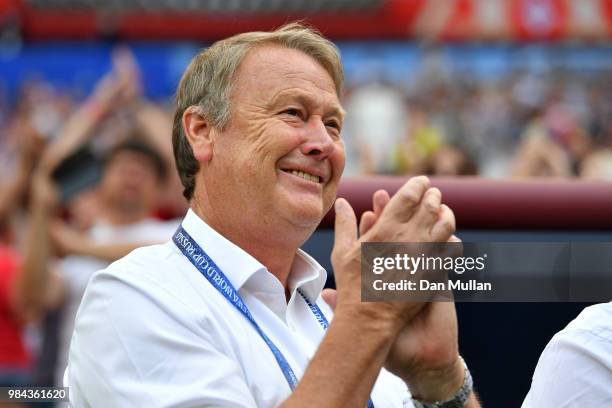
16, 119, 46, 168
84, 48, 141, 120
112, 46, 142, 106
90, 73, 123, 111
332, 176, 455, 323
329, 178, 464, 401
321, 288, 463, 402
385, 301, 462, 402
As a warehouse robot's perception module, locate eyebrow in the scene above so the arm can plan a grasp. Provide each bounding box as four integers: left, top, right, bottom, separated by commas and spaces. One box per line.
269, 89, 346, 123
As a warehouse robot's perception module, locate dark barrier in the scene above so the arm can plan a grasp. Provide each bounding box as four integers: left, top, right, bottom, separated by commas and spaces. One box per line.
319, 176, 612, 231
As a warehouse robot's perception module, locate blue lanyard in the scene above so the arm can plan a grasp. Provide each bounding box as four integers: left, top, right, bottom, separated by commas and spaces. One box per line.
173, 225, 374, 408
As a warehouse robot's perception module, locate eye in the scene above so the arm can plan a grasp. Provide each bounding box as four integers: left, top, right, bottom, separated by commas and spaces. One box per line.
325, 120, 341, 131
280, 108, 303, 118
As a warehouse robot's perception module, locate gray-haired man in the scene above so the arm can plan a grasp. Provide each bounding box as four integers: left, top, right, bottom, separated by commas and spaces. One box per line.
66, 23, 479, 408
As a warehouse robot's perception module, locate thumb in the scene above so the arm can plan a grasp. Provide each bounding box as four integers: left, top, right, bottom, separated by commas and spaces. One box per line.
321, 288, 337, 311
333, 198, 358, 255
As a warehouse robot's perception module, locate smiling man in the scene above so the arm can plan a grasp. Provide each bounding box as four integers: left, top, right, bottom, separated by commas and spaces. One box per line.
65, 23, 479, 408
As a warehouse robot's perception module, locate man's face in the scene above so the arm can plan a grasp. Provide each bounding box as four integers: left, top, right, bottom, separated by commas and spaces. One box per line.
100, 150, 160, 215
205, 46, 345, 234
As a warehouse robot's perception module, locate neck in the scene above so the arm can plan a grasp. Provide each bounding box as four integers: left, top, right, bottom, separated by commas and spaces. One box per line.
191, 200, 301, 289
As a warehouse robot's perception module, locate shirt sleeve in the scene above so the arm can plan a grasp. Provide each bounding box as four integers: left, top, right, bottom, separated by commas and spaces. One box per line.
522, 314, 612, 407
65, 267, 258, 408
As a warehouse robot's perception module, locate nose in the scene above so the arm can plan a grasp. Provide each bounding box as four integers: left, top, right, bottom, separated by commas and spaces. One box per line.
300, 117, 335, 160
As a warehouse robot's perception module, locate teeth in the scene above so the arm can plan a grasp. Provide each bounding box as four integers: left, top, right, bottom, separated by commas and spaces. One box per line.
289, 170, 320, 183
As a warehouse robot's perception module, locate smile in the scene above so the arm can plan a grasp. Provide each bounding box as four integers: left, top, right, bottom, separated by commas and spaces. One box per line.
282, 169, 321, 184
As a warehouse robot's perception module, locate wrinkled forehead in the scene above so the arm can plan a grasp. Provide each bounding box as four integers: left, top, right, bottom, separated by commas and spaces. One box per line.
230, 45, 344, 114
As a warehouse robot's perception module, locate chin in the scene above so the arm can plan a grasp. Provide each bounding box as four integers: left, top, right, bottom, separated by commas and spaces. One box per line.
274, 186, 325, 223
283, 203, 324, 229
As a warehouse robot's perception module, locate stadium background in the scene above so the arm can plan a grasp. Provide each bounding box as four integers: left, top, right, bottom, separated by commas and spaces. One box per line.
2, 0, 612, 407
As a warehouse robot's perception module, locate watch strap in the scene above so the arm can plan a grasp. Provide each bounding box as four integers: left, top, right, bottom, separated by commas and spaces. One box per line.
412, 357, 473, 408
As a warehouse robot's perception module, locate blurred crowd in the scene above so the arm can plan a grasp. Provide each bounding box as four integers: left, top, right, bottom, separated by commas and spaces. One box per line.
342, 53, 612, 180
0, 43, 611, 401
0, 48, 186, 405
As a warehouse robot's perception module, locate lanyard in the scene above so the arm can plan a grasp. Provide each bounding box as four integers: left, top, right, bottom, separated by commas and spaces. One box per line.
173, 225, 374, 408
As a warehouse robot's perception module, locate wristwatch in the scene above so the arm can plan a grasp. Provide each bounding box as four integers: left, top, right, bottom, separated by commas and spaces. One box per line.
411, 358, 473, 408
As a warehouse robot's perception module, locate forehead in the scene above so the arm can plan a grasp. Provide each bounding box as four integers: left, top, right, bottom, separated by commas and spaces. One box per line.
230, 45, 342, 112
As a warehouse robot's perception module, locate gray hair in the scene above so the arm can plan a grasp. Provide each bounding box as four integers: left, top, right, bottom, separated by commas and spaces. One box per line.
172, 22, 344, 200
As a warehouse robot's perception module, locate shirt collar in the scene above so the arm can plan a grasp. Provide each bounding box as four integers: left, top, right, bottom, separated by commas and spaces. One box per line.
181, 208, 267, 290
180, 209, 327, 298
288, 249, 327, 302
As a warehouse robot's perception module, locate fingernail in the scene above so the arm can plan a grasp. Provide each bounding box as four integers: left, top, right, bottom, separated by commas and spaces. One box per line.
335, 198, 345, 211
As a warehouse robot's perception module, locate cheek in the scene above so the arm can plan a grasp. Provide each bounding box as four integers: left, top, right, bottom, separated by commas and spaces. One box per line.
330, 142, 346, 179
143, 176, 160, 193
323, 144, 345, 202
250, 124, 303, 164
101, 171, 120, 191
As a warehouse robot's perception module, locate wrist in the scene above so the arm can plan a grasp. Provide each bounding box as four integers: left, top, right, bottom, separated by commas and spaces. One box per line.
334, 303, 404, 341
408, 356, 465, 403
84, 99, 110, 122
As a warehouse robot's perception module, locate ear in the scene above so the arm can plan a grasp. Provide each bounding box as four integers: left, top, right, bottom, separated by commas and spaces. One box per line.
182, 106, 214, 163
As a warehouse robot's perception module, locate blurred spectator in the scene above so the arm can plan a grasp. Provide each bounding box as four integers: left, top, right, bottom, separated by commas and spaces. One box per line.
18, 144, 178, 388
3, 47, 185, 390
430, 144, 478, 176
343, 80, 406, 175
395, 102, 443, 175
0, 117, 45, 395
0, 118, 44, 245
510, 109, 573, 178
580, 149, 612, 181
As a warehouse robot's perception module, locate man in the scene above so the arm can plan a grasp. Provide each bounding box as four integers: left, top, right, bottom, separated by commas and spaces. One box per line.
522, 302, 612, 407
66, 23, 479, 407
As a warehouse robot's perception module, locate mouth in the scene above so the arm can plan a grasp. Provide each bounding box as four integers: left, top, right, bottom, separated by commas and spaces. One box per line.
281, 168, 323, 184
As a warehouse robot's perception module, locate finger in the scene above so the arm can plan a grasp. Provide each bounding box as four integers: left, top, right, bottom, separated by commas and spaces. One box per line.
414, 187, 442, 229
359, 211, 376, 237
380, 176, 430, 222
431, 204, 456, 242
448, 234, 461, 243
372, 189, 390, 216
321, 288, 337, 311
360, 190, 390, 237
333, 198, 358, 255
445, 234, 464, 259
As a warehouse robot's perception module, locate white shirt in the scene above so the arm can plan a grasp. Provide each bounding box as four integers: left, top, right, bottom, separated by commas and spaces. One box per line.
65, 209, 412, 407
55, 218, 179, 387
523, 302, 612, 407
